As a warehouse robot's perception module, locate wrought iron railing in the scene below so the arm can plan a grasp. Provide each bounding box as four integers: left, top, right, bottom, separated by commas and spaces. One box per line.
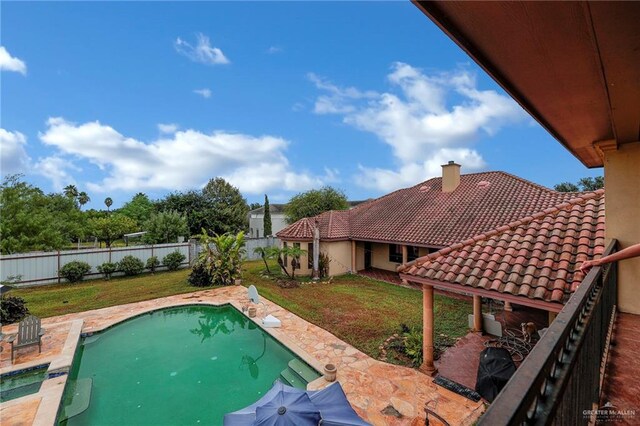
479, 239, 618, 425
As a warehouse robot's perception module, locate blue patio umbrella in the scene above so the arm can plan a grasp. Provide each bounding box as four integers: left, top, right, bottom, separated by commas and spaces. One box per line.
224, 381, 371, 426
254, 391, 321, 426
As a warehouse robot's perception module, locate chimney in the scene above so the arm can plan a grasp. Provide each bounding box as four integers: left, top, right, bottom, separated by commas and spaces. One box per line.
441, 161, 461, 193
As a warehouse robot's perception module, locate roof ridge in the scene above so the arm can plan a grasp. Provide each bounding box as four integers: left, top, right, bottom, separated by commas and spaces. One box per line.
398, 189, 604, 272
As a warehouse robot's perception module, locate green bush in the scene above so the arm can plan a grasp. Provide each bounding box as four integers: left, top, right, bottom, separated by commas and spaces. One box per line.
162, 251, 186, 271
118, 255, 145, 276
0, 296, 30, 325
188, 263, 213, 287
403, 327, 423, 367
97, 262, 118, 280
146, 256, 160, 273
59, 261, 91, 283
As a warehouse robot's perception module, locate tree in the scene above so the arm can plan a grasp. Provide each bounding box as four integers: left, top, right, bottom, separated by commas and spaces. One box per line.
78, 192, 90, 209
0, 175, 66, 253
88, 214, 136, 247
104, 197, 113, 211
249, 202, 262, 210
284, 186, 349, 224
554, 176, 604, 192
120, 193, 154, 226
269, 245, 307, 279
142, 211, 188, 244
253, 246, 273, 274
202, 177, 249, 235
263, 195, 272, 236
155, 190, 214, 236
63, 184, 78, 199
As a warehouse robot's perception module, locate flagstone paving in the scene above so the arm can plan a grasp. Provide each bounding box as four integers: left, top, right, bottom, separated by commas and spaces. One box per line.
1, 285, 484, 425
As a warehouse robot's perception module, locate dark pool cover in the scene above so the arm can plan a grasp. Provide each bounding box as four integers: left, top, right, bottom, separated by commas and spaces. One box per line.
475, 347, 516, 402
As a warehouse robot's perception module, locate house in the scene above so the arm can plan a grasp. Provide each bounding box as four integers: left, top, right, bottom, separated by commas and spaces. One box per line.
277, 162, 579, 277
407, 2, 639, 423
248, 204, 287, 238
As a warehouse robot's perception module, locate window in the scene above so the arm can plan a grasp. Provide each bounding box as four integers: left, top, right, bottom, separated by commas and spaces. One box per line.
389, 245, 420, 263
293, 243, 301, 269
308, 242, 314, 269
389, 244, 403, 263
408, 246, 420, 262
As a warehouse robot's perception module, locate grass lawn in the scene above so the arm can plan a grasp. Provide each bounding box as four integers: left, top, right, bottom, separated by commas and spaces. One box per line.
11, 260, 471, 361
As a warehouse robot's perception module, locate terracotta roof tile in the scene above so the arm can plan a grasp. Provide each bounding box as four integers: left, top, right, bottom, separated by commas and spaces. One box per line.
277, 171, 579, 245
400, 190, 605, 306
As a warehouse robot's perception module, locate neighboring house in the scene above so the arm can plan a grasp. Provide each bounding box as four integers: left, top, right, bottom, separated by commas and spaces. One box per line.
248, 204, 287, 238
277, 162, 579, 277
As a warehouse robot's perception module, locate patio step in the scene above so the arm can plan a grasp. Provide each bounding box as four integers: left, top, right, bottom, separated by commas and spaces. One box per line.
279, 368, 307, 389
59, 378, 93, 421
287, 359, 319, 384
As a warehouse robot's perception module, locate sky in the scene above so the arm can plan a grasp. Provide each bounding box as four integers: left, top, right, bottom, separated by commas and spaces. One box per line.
1, 1, 602, 209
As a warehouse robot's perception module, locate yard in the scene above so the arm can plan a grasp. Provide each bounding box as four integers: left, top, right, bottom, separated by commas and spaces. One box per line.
9, 260, 471, 361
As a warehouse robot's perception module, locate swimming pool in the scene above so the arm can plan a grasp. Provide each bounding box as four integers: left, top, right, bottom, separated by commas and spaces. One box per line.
58, 304, 320, 425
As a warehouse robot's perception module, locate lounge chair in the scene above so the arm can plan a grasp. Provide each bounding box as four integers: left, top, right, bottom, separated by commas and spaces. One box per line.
6, 315, 45, 363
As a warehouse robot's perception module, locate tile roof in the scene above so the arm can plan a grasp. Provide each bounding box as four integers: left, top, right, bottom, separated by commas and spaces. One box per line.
276, 210, 351, 241
278, 171, 579, 246
398, 190, 605, 305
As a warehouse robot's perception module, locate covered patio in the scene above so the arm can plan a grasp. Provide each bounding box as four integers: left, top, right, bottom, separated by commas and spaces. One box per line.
398, 190, 605, 375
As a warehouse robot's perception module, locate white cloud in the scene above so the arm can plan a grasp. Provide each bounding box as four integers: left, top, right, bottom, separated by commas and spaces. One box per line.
174, 33, 229, 65
34, 156, 79, 191
193, 88, 212, 99
310, 62, 526, 191
0, 46, 27, 75
158, 123, 179, 134
266, 46, 283, 54
38, 117, 329, 195
0, 128, 30, 174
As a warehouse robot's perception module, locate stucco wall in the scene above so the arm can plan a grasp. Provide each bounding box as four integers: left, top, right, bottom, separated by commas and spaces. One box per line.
281, 240, 313, 277
371, 243, 402, 272
355, 242, 365, 271
604, 141, 640, 314
320, 241, 352, 276
249, 213, 288, 238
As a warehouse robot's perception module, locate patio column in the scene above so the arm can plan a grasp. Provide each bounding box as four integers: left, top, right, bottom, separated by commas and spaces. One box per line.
473, 295, 483, 333
548, 311, 557, 325
504, 301, 513, 312
401, 245, 409, 284
351, 241, 357, 273
421, 283, 437, 376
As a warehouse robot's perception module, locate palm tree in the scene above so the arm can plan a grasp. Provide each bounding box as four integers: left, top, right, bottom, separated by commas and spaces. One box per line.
271, 246, 307, 279
78, 192, 90, 210
104, 197, 113, 211
63, 184, 78, 198
253, 246, 273, 275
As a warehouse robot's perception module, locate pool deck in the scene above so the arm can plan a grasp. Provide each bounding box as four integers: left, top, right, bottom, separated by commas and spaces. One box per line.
1, 285, 484, 426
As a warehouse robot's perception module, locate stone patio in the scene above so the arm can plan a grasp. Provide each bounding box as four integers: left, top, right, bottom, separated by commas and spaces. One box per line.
0, 285, 485, 426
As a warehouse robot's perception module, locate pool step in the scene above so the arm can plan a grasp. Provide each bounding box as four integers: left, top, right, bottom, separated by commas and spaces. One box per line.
59, 378, 93, 421
287, 359, 319, 384
279, 368, 307, 389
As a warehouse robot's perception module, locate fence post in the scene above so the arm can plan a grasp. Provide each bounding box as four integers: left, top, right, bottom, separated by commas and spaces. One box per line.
57, 250, 61, 284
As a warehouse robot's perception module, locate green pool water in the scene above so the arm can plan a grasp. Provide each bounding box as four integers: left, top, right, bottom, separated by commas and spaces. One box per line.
1, 365, 48, 402
59, 304, 319, 425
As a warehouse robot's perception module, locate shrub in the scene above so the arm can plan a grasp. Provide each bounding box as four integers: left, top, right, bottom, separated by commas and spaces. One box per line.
197, 231, 245, 286
162, 251, 186, 271
403, 327, 423, 367
118, 255, 144, 276
97, 262, 118, 280
188, 262, 213, 287
0, 296, 29, 325
60, 261, 91, 283
146, 256, 160, 273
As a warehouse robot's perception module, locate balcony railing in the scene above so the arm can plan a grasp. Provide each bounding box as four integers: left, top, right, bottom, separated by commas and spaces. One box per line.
479, 239, 618, 425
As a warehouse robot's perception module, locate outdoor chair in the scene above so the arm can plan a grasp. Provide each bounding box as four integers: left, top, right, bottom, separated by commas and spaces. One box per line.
6, 315, 45, 363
